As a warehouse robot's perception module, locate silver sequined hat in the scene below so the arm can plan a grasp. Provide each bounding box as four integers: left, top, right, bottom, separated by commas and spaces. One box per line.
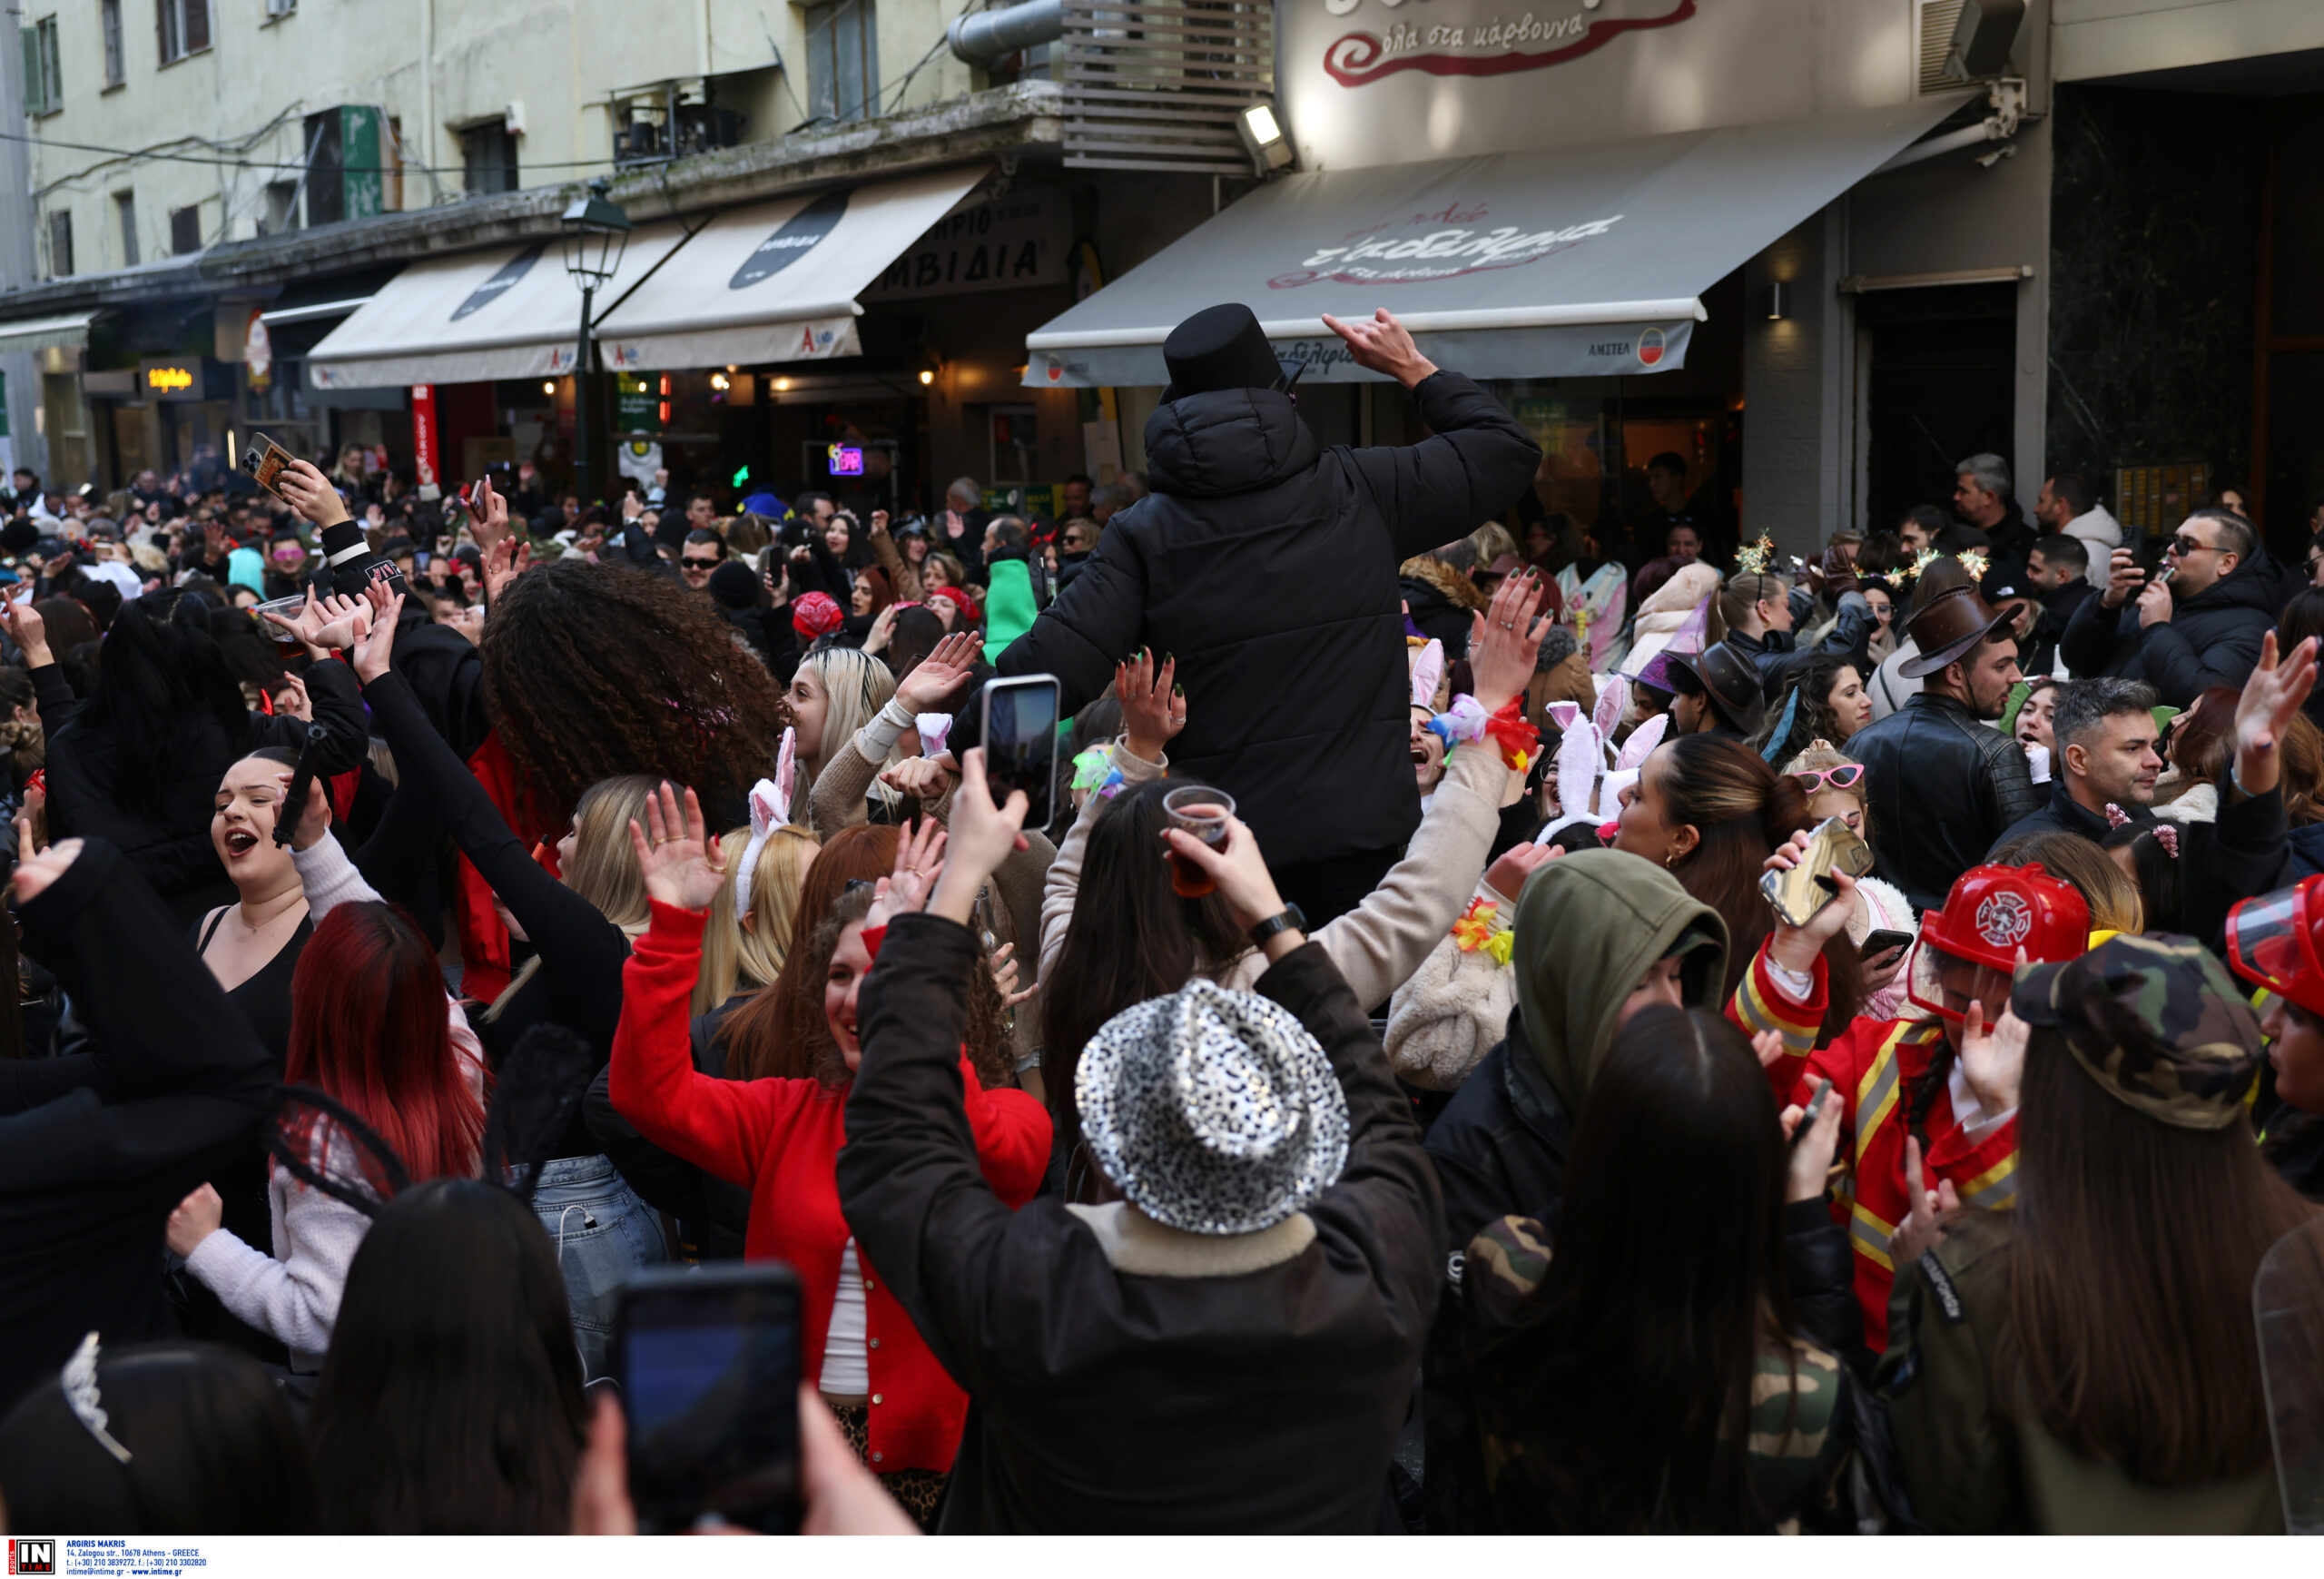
1076, 976, 1349, 1236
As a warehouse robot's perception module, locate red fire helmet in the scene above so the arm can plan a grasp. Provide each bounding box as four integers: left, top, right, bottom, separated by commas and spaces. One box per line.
2228, 875, 2324, 1020
1908, 863, 2090, 1023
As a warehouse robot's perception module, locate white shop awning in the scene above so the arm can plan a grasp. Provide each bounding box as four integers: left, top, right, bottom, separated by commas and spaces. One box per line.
306, 224, 690, 390
593, 165, 986, 372
1024, 98, 1972, 387
0, 311, 101, 356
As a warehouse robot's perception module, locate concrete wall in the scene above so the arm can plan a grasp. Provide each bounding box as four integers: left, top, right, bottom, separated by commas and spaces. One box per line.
2053, 0, 2324, 81
1742, 206, 1849, 560
19, 0, 984, 278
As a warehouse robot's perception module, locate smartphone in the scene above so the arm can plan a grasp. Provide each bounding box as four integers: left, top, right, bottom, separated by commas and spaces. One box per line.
272, 724, 331, 849
1861, 928, 1913, 961
240, 431, 296, 499
615, 1263, 803, 1535
980, 674, 1060, 830
415, 551, 430, 570
1758, 815, 1876, 929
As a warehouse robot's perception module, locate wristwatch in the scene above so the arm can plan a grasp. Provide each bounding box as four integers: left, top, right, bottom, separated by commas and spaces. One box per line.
1247, 903, 1307, 948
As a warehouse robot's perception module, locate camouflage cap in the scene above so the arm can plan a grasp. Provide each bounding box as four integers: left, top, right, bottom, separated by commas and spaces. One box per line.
2012, 933, 2264, 1130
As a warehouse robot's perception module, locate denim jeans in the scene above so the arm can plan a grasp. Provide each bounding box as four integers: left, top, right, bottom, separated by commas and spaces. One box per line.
522, 1154, 668, 1385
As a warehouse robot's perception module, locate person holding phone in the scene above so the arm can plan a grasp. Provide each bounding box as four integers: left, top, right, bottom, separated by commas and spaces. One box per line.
1777, 745, 1916, 1021
608, 783, 1048, 1526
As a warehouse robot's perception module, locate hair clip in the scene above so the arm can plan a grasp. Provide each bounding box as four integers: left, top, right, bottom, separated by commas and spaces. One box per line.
1956, 548, 1990, 584
2153, 824, 2181, 858
64, 1332, 132, 1465
2105, 804, 2132, 829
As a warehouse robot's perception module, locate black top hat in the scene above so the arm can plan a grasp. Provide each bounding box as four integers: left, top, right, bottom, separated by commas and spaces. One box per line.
1664, 642, 1768, 736
1161, 303, 1307, 404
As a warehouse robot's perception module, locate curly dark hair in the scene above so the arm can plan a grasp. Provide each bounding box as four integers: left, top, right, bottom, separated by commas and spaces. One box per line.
479, 559, 786, 824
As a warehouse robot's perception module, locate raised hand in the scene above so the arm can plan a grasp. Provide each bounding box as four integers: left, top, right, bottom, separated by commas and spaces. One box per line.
1482, 840, 1556, 903
880, 755, 956, 803
2099, 547, 2144, 610
929, 749, 1028, 926
1762, 827, 1862, 972
275, 459, 350, 528
1957, 989, 2029, 1116
628, 781, 727, 913
483, 536, 533, 606
1889, 1136, 1961, 1265
3, 595, 51, 667
470, 472, 511, 552
862, 603, 902, 657
10, 835, 82, 903
1781, 1086, 1844, 1205
1749, 1029, 1788, 1070
869, 815, 950, 929
2232, 632, 2320, 799
165, 1183, 224, 1258
895, 631, 980, 714
1116, 648, 1184, 762
275, 770, 333, 853
1318, 308, 1439, 390
1160, 809, 1285, 934
1467, 568, 1551, 713
990, 939, 1037, 1011
350, 587, 403, 685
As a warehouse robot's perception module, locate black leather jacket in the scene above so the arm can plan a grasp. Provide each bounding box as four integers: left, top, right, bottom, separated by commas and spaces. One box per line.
1849, 692, 2041, 912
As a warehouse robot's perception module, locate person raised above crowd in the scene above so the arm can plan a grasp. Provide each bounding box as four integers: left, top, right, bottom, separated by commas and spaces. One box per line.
995, 304, 1542, 925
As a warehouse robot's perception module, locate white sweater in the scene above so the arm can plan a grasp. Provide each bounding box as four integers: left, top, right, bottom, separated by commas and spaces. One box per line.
1039, 733, 1513, 1006
183, 834, 487, 1368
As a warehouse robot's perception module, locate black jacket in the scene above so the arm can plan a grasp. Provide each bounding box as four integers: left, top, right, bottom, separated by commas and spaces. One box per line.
2060, 565, 2279, 708
1849, 692, 2041, 913
0, 841, 273, 1410
994, 371, 1541, 866
1727, 592, 1874, 703
2023, 578, 2093, 678
837, 916, 1442, 1533
1992, 778, 2286, 945
1401, 574, 1474, 660
40, 657, 369, 928
586, 1006, 751, 1262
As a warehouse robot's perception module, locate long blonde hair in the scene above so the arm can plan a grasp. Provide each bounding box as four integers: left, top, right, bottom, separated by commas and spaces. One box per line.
694, 822, 818, 1015
795, 646, 904, 823
487, 773, 659, 1021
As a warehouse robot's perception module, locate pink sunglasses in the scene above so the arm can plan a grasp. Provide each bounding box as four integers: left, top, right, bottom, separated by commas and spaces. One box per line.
1791, 764, 1866, 793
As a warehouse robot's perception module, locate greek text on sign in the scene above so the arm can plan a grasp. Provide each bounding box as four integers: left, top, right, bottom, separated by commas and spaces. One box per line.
1320, 0, 1697, 87
1270, 202, 1622, 287
868, 192, 1065, 301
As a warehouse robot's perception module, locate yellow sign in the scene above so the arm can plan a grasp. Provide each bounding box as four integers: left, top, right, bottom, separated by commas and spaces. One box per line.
145, 365, 194, 393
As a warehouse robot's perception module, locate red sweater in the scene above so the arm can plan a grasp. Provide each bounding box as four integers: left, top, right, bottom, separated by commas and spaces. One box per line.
1728, 942, 2018, 1351
610, 900, 1050, 1471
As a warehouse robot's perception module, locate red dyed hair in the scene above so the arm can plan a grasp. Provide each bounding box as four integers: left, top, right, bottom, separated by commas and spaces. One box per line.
286, 903, 486, 1181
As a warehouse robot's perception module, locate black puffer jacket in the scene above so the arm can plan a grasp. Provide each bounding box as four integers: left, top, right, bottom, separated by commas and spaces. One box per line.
1849, 692, 2041, 913
994, 372, 1540, 866
2059, 563, 2280, 707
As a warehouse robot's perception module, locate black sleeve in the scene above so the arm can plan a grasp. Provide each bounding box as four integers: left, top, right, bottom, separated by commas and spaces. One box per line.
27, 661, 78, 734
2189, 781, 2289, 946
992, 531, 1147, 718
1783, 1197, 1866, 1362
2059, 593, 2123, 679
0, 1052, 103, 1115
1347, 371, 1545, 563
359, 668, 628, 984
244, 656, 369, 777
351, 775, 445, 951
586, 1060, 715, 1225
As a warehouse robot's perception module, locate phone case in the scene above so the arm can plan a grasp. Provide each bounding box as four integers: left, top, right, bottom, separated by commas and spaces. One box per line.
241, 435, 293, 498
1758, 815, 1876, 930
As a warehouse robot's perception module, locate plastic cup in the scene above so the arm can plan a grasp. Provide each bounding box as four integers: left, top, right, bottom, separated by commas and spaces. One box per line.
1162, 785, 1235, 899
252, 593, 308, 647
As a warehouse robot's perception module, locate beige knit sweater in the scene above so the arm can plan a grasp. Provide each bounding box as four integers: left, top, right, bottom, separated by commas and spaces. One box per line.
1039, 734, 1512, 1006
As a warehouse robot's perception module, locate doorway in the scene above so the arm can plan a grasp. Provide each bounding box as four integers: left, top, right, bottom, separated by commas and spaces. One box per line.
1859, 282, 2017, 535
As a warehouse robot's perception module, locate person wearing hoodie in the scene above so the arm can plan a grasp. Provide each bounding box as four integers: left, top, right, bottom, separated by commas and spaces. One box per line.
2063, 510, 2279, 709
1419, 848, 1728, 1530
995, 304, 1541, 927
2034, 471, 2122, 582
979, 517, 1041, 666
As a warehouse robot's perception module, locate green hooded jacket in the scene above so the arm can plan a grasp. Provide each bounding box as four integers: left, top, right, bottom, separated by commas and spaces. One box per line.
1511, 848, 1730, 1113
982, 558, 1038, 667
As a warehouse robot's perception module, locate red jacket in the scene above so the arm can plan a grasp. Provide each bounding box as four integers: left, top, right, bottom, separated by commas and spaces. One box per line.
610, 901, 1050, 1471
1728, 942, 2018, 1351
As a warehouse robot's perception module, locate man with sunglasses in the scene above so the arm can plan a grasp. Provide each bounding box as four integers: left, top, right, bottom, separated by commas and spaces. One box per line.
678, 528, 727, 593
2062, 508, 2277, 709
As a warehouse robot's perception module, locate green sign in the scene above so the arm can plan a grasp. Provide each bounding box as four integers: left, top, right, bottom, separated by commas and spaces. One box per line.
341, 106, 386, 222
615, 372, 662, 436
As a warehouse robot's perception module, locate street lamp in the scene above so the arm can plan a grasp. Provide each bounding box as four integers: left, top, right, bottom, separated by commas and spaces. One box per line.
561, 177, 631, 508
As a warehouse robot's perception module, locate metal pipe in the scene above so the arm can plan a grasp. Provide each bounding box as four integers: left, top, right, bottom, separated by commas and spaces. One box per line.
948, 0, 1064, 64
1872, 121, 2003, 177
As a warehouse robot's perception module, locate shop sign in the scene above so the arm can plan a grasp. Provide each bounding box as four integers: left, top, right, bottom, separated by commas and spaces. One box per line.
1318, 0, 1695, 88
865, 192, 1066, 301
409, 385, 439, 489
733, 192, 850, 291
1268, 204, 1623, 289
615, 373, 664, 434
138, 359, 210, 401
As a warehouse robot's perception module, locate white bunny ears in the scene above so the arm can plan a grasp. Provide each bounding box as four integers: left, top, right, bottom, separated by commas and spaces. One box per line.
734, 727, 798, 915
1409, 638, 1446, 713
1535, 694, 1668, 847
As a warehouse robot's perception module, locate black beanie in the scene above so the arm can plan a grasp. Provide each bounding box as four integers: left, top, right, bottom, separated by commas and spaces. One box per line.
707, 558, 760, 610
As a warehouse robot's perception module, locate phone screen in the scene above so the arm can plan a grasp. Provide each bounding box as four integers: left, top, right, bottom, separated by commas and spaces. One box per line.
980, 675, 1060, 830
617, 1266, 803, 1535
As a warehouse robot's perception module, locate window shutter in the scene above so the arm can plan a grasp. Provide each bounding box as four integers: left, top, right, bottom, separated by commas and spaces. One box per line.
20, 29, 43, 115
185, 0, 208, 53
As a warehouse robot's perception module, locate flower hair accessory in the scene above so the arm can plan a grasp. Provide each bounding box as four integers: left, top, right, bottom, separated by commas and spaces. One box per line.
2105, 804, 2132, 830
1956, 548, 1991, 585
2153, 824, 2181, 858
1450, 897, 1515, 967
64, 1331, 132, 1465
1070, 745, 1125, 800
1735, 536, 1776, 577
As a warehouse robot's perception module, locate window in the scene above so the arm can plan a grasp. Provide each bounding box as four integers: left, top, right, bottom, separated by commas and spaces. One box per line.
805, 0, 878, 124
156, 0, 210, 64
267, 0, 295, 14
102, 0, 123, 84
301, 108, 343, 224
260, 179, 300, 234
46, 211, 73, 277
169, 203, 202, 254
21, 18, 62, 115
461, 122, 518, 197
114, 192, 138, 267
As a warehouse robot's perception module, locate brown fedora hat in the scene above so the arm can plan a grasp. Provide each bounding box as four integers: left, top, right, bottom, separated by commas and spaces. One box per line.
1665, 641, 1768, 735
1898, 585, 2012, 679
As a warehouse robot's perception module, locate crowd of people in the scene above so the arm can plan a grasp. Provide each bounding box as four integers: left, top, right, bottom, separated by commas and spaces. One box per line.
2, 301, 2324, 1538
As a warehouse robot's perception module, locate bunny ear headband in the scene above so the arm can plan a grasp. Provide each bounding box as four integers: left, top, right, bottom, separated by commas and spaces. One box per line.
1595, 711, 1669, 821
1410, 638, 1446, 712
734, 729, 798, 914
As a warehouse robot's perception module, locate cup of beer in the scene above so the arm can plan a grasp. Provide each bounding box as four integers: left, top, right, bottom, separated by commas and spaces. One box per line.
1161, 785, 1235, 899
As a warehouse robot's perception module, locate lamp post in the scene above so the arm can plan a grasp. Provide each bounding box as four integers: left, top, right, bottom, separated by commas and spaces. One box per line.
560, 177, 631, 508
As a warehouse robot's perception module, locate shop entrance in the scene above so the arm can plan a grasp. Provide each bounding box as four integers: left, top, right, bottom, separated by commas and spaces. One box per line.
1860, 282, 2017, 535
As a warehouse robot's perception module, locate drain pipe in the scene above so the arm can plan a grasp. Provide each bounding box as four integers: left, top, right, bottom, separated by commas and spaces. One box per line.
949, 0, 1065, 64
